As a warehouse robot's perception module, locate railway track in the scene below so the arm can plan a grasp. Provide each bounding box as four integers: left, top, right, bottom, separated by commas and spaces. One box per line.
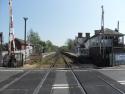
0, 52, 59, 94
1, 51, 125, 94
32, 52, 76, 94
49, 52, 125, 94
41, 52, 125, 94
33, 52, 69, 94
62, 53, 125, 94
62, 55, 87, 94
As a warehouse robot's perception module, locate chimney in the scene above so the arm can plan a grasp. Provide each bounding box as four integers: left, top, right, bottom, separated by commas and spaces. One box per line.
78, 33, 82, 38
115, 28, 118, 32
95, 30, 100, 35
86, 33, 90, 39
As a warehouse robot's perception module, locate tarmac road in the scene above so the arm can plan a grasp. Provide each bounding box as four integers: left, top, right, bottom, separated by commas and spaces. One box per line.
0, 68, 125, 94
98, 68, 125, 89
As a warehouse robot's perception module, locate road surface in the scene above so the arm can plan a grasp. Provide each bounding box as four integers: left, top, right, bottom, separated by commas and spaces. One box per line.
0, 68, 125, 94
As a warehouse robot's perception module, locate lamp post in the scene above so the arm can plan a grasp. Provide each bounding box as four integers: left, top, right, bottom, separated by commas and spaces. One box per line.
23, 17, 28, 65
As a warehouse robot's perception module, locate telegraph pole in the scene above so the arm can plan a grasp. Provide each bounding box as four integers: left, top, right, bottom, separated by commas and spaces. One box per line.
23, 17, 28, 65
117, 21, 119, 31
101, 5, 104, 31
100, 5, 105, 58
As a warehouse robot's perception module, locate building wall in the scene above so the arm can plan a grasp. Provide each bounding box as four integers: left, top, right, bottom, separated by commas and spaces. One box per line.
85, 35, 112, 48
21, 45, 25, 50
2, 45, 33, 62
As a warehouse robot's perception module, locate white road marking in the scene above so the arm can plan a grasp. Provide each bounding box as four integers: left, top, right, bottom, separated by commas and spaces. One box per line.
52, 84, 69, 89
120, 83, 125, 85
55, 70, 69, 72
118, 81, 125, 85
53, 84, 69, 87
118, 81, 125, 83
53, 87, 69, 89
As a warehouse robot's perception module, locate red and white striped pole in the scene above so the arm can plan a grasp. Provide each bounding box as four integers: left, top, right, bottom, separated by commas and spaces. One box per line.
9, 0, 15, 54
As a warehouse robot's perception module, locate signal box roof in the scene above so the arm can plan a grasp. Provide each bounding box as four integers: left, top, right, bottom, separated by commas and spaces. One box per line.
92, 28, 124, 38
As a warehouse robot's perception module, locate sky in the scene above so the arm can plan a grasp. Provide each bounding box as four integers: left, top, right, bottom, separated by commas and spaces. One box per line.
0, 0, 125, 46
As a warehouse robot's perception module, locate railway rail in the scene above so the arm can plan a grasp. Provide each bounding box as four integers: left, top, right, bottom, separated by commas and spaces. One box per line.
62, 52, 125, 94
1, 51, 125, 94
32, 52, 76, 94
33, 52, 60, 94
62, 55, 87, 94
0, 52, 58, 94
38, 51, 125, 94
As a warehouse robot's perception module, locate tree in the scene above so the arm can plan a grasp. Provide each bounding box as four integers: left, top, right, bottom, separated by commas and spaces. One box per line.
27, 29, 59, 53
66, 39, 75, 52
27, 29, 41, 45
27, 29, 41, 53
44, 40, 59, 52
45, 40, 53, 52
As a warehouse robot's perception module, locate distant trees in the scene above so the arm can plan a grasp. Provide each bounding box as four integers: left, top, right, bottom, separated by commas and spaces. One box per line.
60, 39, 75, 52
45, 40, 52, 52
27, 29, 41, 46
27, 29, 58, 53
66, 39, 75, 51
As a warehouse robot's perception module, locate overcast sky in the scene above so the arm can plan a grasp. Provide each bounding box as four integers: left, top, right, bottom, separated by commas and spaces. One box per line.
0, 0, 125, 46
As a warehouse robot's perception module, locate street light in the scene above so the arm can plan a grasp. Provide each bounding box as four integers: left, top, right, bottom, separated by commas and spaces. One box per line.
23, 17, 28, 65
